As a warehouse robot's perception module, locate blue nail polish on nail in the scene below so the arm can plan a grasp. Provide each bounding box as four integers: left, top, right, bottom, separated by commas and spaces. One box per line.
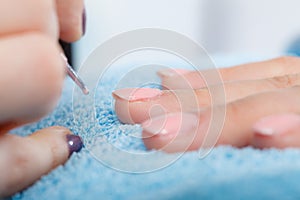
66, 134, 83, 156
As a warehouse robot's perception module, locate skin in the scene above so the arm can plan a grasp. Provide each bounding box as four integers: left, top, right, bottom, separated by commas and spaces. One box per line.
113, 56, 300, 152
0, 0, 84, 197
3, 0, 299, 195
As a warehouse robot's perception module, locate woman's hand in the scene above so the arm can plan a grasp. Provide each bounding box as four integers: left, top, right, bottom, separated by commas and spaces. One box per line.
113, 56, 300, 152
0, 0, 85, 197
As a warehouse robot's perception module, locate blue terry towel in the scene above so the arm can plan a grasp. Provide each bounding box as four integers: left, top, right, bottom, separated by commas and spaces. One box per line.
11, 55, 300, 200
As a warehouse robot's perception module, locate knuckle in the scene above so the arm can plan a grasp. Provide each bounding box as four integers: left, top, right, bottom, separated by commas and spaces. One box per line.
226, 98, 249, 130
268, 74, 297, 88
196, 89, 210, 107
226, 100, 240, 122
274, 56, 300, 73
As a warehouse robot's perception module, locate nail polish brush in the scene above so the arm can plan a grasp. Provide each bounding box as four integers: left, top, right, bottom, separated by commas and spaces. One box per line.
61, 53, 89, 95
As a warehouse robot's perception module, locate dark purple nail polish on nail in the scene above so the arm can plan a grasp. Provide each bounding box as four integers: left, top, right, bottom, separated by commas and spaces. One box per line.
66, 134, 83, 156
82, 8, 86, 35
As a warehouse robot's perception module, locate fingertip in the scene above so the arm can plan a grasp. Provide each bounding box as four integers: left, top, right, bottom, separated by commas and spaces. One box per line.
30, 126, 83, 163
56, 0, 85, 42
0, 127, 83, 196
142, 113, 200, 153
113, 88, 164, 124
252, 114, 300, 149
0, 33, 65, 126
66, 134, 84, 157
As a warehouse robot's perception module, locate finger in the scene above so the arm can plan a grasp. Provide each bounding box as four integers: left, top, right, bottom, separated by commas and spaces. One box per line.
113, 73, 300, 124
113, 88, 200, 124
0, 33, 64, 130
56, 0, 85, 42
0, 126, 83, 197
252, 114, 300, 149
158, 56, 300, 89
142, 86, 300, 152
0, 0, 58, 39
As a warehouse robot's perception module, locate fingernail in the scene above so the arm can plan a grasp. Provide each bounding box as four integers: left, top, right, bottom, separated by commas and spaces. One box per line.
82, 7, 86, 35
157, 69, 190, 78
142, 113, 199, 137
253, 114, 300, 136
112, 88, 163, 102
66, 134, 83, 156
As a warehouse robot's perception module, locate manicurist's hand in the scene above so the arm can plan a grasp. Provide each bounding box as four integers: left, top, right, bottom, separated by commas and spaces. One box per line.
0, 0, 85, 197
113, 56, 300, 152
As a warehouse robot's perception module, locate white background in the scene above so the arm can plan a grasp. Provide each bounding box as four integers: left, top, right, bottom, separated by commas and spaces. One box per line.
74, 0, 300, 67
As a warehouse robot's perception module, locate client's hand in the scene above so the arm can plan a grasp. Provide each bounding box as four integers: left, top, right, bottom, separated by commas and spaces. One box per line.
113, 56, 300, 152
0, 0, 85, 197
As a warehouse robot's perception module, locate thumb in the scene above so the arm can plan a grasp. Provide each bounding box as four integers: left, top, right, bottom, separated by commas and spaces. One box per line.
251, 114, 300, 149
0, 126, 83, 197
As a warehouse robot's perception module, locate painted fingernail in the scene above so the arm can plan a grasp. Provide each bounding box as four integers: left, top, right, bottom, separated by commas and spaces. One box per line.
66, 134, 83, 156
112, 88, 163, 102
157, 69, 190, 78
142, 113, 199, 137
82, 7, 86, 35
253, 114, 300, 136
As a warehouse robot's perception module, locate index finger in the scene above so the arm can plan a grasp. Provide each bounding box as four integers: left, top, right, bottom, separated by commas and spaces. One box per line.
56, 0, 85, 42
